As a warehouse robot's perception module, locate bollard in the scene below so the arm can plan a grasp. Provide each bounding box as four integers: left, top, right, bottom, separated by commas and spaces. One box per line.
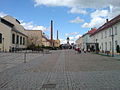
24, 51, 27, 63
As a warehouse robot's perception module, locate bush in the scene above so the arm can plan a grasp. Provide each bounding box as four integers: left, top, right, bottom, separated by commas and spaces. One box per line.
27, 44, 43, 51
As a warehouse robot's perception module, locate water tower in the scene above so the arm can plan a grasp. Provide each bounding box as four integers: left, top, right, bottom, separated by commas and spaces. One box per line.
67, 37, 70, 44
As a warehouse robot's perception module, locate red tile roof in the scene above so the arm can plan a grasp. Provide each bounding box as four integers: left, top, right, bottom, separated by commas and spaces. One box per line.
82, 28, 97, 37
91, 14, 120, 36
88, 28, 97, 34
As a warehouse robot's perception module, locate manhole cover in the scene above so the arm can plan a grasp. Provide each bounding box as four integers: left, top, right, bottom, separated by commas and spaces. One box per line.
42, 84, 56, 88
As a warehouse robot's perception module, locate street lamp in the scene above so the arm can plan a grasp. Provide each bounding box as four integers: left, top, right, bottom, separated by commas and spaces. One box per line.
96, 39, 98, 53
2, 38, 4, 52
111, 27, 114, 57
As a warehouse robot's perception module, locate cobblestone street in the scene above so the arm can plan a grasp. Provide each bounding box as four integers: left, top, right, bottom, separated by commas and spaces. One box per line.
0, 50, 120, 90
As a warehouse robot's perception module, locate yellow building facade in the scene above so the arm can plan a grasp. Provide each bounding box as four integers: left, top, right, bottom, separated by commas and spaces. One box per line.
25, 30, 43, 46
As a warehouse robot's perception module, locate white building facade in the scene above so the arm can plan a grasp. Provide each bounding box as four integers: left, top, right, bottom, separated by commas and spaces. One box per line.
77, 28, 97, 51
75, 37, 83, 49
90, 15, 120, 54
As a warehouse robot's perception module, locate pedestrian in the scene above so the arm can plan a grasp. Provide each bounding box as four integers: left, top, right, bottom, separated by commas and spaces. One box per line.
77, 48, 81, 54
88, 48, 90, 52
84, 49, 86, 53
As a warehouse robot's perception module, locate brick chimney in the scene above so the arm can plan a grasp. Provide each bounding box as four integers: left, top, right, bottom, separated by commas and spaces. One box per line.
57, 30, 58, 40
51, 20, 53, 47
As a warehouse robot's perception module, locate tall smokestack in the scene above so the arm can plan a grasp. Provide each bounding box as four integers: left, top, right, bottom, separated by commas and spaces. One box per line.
51, 20, 53, 47
57, 30, 58, 40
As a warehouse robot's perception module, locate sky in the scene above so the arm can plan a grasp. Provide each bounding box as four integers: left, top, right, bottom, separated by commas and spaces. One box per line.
0, 0, 120, 44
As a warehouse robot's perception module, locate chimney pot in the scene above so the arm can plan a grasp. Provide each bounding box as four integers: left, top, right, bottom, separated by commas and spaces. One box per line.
106, 19, 109, 23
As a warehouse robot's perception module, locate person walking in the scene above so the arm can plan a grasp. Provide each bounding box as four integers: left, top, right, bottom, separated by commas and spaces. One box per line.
78, 48, 81, 54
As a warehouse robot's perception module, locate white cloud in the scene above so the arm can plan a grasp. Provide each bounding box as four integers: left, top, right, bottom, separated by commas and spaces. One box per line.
20, 21, 48, 31
82, 9, 109, 28
70, 17, 84, 23
33, 0, 105, 8
65, 32, 79, 36
91, 10, 109, 18
59, 39, 66, 44
60, 34, 81, 44
75, 34, 82, 39
33, 0, 120, 29
0, 11, 49, 32
33, 0, 120, 9
82, 17, 106, 28
34, 0, 74, 7
0, 12, 7, 17
109, 6, 120, 18
69, 7, 87, 14
33, 0, 120, 18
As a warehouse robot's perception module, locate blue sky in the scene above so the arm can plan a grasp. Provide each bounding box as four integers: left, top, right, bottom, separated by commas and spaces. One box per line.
0, 0, 120, 44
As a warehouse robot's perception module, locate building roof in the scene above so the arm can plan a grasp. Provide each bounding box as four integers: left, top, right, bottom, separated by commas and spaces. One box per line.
12, 27, 28, 37
42, 35, 50, 42
0, 17, 27, 37
82, 28, 97, 37
91, 14, 120, 36
0, 18, 14, 28
25, 30, 42, 31
3, 15, 21, 24
88, 28, 97, 34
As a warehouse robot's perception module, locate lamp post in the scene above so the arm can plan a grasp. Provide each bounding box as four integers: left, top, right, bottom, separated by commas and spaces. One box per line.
2, 38, 4, 52
111, 27, 114, 57
96, 39, 98, 53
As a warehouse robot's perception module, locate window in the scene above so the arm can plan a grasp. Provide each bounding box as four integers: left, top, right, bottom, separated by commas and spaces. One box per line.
105, 42, 107, 51
101, 32, 103, 39
115, 40, 118, 48
105, 31, 107, 38
20, 36, 22, 45
109, 28, 111, 36
101, 43, 103, 50
109, 41, 111, 51
23, 37, 25, 45
115, 26, 117, 35
12, 34, 15, 44
16, 35, 19, 44
0, 33, 2, 43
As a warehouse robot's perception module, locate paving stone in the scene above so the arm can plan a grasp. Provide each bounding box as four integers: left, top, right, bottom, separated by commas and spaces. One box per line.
0, 50, 120, 90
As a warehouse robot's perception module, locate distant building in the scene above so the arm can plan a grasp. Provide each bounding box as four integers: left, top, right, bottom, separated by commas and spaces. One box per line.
0, 15, 61, 52
75, 36, 83, 49
67, 37, 70, 45
42, 35, 51, 47
53, 39, 60, 47
82, 28, 97, 51
25, 30, 43, 46
0, 16, 27, 52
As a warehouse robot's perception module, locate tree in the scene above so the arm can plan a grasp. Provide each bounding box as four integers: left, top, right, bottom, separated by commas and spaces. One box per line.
27, 34, 42, 47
